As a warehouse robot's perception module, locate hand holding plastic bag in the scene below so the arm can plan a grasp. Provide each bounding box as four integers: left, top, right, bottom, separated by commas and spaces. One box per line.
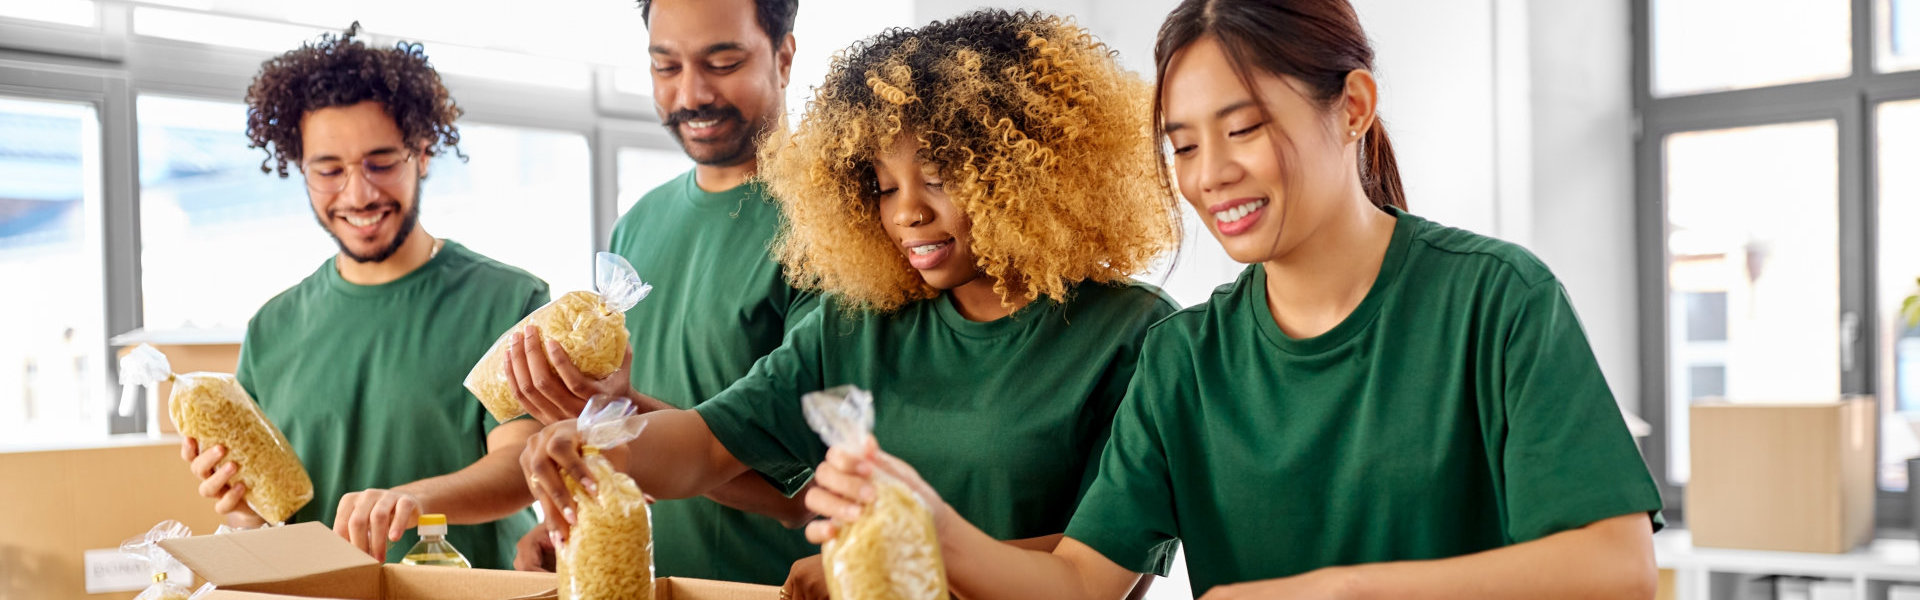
121, 521, 216, 600
557, 395, 654, 600
803, 386, 948, 600
468, 252, 653, 422
120, 345, 312, 525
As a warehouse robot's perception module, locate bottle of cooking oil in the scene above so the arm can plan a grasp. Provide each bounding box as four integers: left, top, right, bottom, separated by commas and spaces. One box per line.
400, 514, 470, 568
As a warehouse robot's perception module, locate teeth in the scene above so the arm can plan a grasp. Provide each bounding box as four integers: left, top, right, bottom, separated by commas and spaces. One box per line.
687, 120, 717, 129
345, 213, 383, 227
911, 243, 943, 256
1214, 199, 1268, 224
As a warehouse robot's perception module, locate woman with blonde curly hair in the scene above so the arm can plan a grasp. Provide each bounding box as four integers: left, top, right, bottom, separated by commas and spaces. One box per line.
517, 9, 1179, 598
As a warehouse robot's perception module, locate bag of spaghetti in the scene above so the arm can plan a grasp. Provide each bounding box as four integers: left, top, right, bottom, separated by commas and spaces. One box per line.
120, 521, 216, 600
467, 252, 652, 422
119, 344, 312, 525
557, 395, 654, 600
803, 386, 949, 600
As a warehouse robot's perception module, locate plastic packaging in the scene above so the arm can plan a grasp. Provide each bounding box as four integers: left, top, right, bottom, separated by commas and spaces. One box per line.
119, 344, 313, 525
121, 520, 216, 600
467, 252, 652, 422
557, 396, 653, 600
803, 386, 948, 600
400, 514, 471, 568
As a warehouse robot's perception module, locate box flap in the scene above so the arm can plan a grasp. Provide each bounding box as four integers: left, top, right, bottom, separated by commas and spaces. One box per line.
382, 564, 557, 600
158, 522, 381, 595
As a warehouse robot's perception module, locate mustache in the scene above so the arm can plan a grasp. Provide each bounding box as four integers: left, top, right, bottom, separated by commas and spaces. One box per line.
663, 105, 743, 128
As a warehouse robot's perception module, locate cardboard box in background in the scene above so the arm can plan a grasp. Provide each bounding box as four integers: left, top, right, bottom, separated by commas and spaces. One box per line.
161, 523, 779, 600
1687, 397, 1876, 553
0, 438, 226, 600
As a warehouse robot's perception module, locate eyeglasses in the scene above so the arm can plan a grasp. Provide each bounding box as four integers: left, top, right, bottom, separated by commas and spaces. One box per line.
301, 150, 416, 194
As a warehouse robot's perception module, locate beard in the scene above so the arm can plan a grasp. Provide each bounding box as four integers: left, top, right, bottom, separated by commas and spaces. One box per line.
313, 178, 423, 264
663, 104, 775, 167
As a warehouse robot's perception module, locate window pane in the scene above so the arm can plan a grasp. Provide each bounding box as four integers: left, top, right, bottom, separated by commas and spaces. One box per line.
1653, 0, 1851, 96
133, 7, 326, 53
0, 97, 107, 443
1884, 0, 1920, 72
426, 124, 593, 292
1663, 120, 1840, 484
138, 95, 323, 332
1878, 99, 1920, 490
428, 126, 591, 292
0, 0, 95, 27
617, 147, 692, 216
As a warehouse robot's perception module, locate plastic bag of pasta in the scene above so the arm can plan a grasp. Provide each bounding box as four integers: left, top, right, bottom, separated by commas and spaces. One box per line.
120, 520, 216, 600
557, 395, 653, 600
467, 252, 653, 422
119, 344, 312, 525
803, 386, 949, 600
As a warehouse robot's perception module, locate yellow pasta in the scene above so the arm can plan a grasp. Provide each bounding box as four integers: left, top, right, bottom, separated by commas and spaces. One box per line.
557, 449, 653, 600
168, 373, 313, 525
467, 291, 632, 422
821, 476, 948, 600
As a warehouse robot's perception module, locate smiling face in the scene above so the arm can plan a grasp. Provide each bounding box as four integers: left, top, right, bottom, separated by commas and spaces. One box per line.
871, 134, 981, 291
646, 0, 792, 167
1161, 36, 1361, 265
299, 100, 428, 264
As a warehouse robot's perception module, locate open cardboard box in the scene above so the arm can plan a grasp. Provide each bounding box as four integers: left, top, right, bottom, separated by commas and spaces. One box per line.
158, 522, 778, 600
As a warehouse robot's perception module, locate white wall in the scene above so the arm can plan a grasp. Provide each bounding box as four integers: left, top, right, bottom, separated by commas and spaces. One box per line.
1521, 1, 1640, 415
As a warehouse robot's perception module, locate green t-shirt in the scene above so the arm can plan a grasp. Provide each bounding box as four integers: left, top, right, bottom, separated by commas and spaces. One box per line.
236, 241, 546, 569
611, 170, 820, 585
696, 282, 1179, 542
1065, 209, 1664, 596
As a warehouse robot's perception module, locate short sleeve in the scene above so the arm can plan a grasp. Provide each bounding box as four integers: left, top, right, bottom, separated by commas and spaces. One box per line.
693, 306, 832, 495
1500, 280, 1665, 542
1062, 328, 1183, 577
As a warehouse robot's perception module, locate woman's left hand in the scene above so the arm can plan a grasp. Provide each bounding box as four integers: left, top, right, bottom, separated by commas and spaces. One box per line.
1197, 567, 1359, 600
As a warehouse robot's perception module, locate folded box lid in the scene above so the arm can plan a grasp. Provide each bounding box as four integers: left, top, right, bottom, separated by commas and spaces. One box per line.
158, 522, 382, 598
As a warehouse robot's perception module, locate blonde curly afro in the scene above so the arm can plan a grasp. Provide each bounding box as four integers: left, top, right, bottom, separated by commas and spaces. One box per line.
758, 9, 1178, 313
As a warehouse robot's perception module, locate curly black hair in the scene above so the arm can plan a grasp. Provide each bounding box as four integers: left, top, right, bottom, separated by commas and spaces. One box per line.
244, 22, 463, 178
636, 0, 798, 43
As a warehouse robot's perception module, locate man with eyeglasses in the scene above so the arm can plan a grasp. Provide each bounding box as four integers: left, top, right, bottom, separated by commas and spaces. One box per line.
176, 24, 546, 570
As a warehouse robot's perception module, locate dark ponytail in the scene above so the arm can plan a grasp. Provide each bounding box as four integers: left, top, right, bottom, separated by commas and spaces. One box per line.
1152, 0, 1407, 210
1361, 120, 1405, 210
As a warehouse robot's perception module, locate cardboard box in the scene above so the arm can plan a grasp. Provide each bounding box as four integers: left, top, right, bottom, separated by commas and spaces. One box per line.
159, 523, 779, 600
0, 437, 226, 600
1687, 397, 1876, 553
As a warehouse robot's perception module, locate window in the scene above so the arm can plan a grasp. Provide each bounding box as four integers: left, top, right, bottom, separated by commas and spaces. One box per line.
0, 0, 95, 28
424, 124, 594, 292
1661, 121, 1841, 484
0, 97, 107, 443
617, 147, 693, 216
1639, 0, 1920, 527
137, 95, 324, 332
1652, 0, 1851, 96
1879, 99, 1920, 486
1882, 0, 1920, 72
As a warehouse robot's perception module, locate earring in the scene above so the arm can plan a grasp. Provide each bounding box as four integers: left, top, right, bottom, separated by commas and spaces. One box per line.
1349, 130, 1358, 137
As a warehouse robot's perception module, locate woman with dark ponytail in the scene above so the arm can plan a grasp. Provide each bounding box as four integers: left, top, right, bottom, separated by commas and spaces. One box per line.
800, 0, 1663, 598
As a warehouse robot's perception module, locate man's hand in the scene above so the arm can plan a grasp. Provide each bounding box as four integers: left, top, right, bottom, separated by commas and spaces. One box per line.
504, 325, 636, 424
783, 554, 830, 600
181, 437, 266, 529
333, 488, 424, 561
514, 520, 559, 572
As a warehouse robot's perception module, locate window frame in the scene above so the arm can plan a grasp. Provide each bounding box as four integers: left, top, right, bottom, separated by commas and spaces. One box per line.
1635, 0, 1920, 531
